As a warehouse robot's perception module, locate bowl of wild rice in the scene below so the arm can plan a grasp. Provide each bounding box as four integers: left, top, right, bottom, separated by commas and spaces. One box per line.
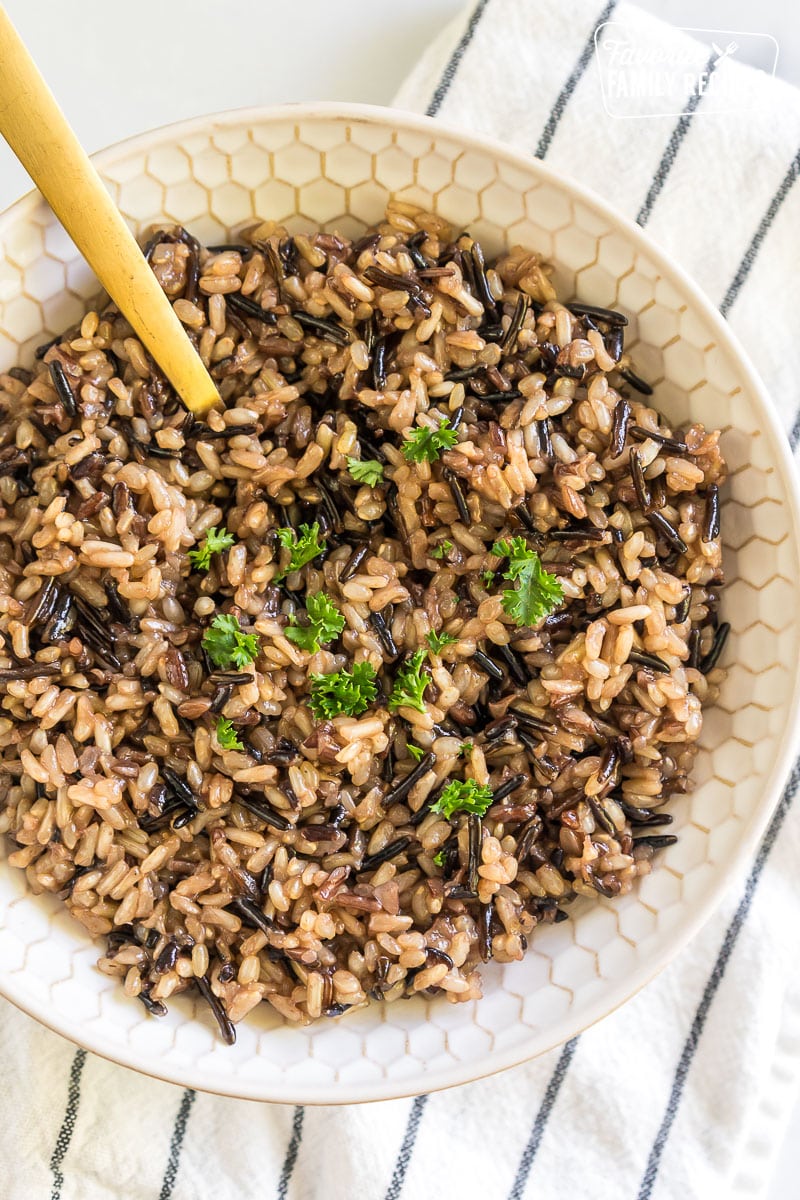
0, 103, 798, 1103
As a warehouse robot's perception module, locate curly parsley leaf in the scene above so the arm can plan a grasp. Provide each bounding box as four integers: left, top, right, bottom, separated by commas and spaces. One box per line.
482, 569, 496, 589
286, 593, 345, 653
308, 661, 378, 719
426, 630, 458, 654
492, 537, 564, 627
388, 649, 429, 713
459, 742, 474, 758
493, 536, 535, 580
188, 525, 235, 571
402, 418, 459, 464
274, 522, 326, 579
407, 743, 425, 763
431, 778, 494, 819
215, 716, 244, 751
431, 540, 453, 560
202, 613, 260, 670
346, 457, 384, 487
433, 848, 447, 867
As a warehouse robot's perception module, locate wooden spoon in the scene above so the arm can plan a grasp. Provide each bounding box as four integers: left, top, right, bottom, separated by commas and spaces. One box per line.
0, 6, 219, 415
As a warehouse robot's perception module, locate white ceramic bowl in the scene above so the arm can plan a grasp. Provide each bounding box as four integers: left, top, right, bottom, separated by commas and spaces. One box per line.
1, 103, 799, 1104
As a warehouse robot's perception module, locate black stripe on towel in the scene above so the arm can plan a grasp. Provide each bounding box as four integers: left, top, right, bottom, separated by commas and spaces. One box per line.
719, 144, 800, 316
384, 1095, 429, 1200
789, 407, 800, 452
159, 1089, 197, 1200
635, 53, 717, 226
719, 144, 800, 319
636, 753, 800, 1200
507, 1038, 579, 1199
534, 0, 618, 160
276, 1106, 305, 1200
426, 0, 490, 117
49, 1049, 87, 1200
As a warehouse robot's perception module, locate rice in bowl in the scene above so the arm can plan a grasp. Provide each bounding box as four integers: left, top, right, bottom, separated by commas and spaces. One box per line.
0, 204, 726, 1041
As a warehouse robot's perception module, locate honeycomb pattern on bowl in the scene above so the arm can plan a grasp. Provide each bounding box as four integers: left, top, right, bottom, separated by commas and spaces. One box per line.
1, 106, 798, 1104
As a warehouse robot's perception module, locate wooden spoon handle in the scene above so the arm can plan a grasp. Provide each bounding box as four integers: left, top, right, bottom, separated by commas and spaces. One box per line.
0, 6, 218, 415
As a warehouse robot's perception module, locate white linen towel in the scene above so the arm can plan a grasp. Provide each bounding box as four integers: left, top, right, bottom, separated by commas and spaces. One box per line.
2, 3, 800, 1198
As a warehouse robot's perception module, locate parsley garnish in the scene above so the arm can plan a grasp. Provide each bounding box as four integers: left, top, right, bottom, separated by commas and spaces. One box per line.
431, 540, 453, 560
402, 418, 459, 464
407, 743, 425, 762
308, 661, 378, 719
275, 522, 326, 579
432, 778, 494, 819
287, 593, 345, 653
188, 525, 235, 571
482, 570, 496, 588
388, 649, 429, 713
492, 537, 564, 627
459, 742, 474, 757
346, 457, 384, 487
426, 630, 458, 654
202, 613, 260, 670
215, 716, 244, 751
433, 848, 447, 867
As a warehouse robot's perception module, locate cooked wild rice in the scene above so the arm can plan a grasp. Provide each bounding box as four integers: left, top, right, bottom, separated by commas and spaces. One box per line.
0, 204, 726, 1041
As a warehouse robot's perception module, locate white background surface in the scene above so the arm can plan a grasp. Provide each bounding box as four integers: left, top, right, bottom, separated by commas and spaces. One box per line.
0, 1, 797, 1194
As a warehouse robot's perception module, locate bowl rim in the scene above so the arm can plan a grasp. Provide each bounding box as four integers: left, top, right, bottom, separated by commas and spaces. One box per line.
1, 99, 800, 1104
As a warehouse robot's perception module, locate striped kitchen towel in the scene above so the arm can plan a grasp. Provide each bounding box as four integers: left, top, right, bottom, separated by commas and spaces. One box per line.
2, 3, 800, 1199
